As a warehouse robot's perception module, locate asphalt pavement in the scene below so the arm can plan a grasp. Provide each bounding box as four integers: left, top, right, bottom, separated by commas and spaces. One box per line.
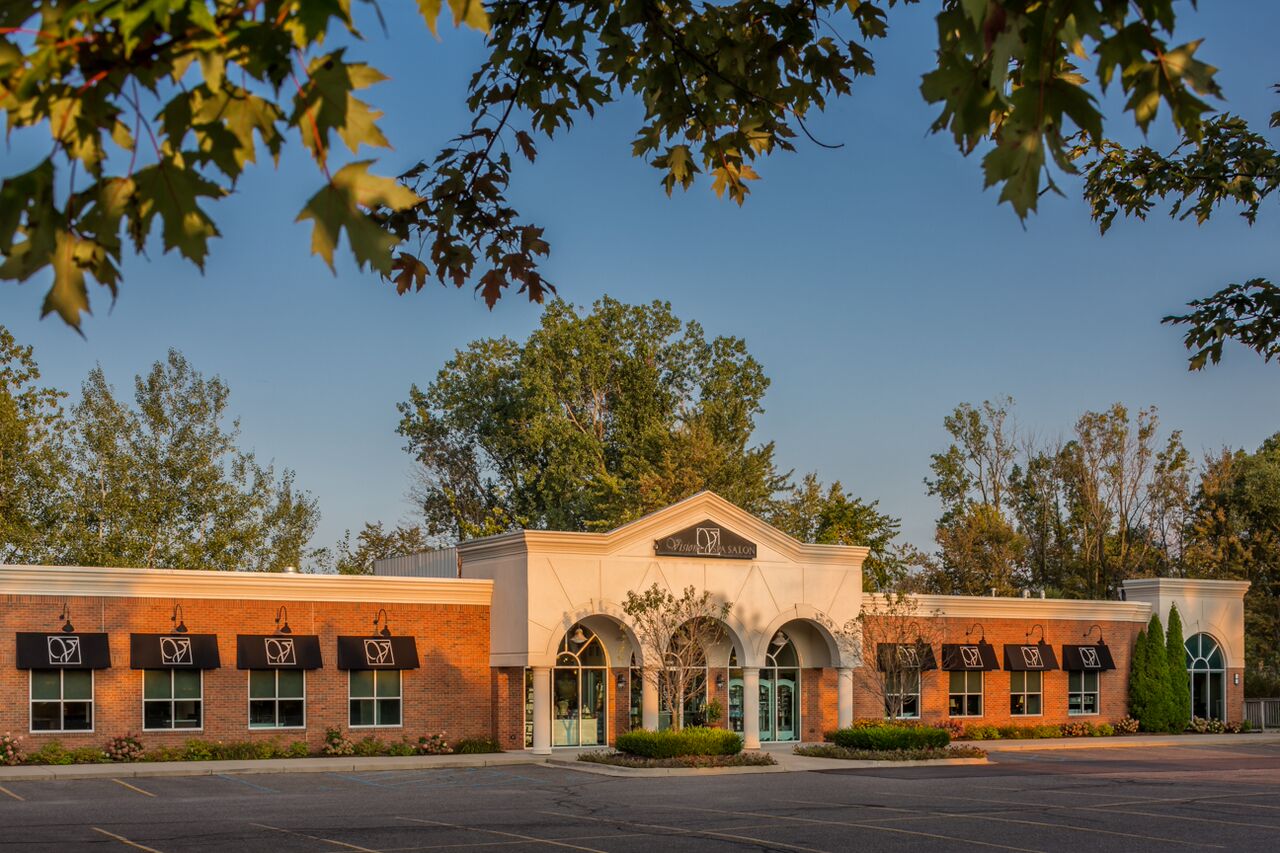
3, 741, 1279, 852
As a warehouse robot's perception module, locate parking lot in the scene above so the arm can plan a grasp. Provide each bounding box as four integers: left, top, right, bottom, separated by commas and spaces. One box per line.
3, 742, 1280, 852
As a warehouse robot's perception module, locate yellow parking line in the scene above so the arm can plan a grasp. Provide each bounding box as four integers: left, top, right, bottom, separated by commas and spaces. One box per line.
91, 827, 165, 853
111, 778, 156, 798
0, 785, 24, 801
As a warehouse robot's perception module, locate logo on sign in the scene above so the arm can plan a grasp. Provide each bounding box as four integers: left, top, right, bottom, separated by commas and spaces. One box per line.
364, 639, 394, 666
696, 527, 721, 555
1079, 647, 1100, 669
264, 637, 296, 666
47, 635, 81, 666
896, 645, 920, 668
1021, 646, 1043, 669
160, 636, 193, 666
960, 646, 982, 668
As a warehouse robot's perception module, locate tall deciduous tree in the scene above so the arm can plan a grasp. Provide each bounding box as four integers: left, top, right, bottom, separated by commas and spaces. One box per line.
398, 297, 785, 540
328, 522, 431, 576
0, 325, 68, 563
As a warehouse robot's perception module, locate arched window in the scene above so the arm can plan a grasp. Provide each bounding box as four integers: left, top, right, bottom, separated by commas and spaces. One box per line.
551, 625, 608, 747
1185, 633, 1226, 721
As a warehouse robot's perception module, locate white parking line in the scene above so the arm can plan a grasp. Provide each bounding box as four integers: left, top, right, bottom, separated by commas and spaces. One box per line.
91, 827, 165, 853
398, 817, 608, 852
252, 822, 381, 852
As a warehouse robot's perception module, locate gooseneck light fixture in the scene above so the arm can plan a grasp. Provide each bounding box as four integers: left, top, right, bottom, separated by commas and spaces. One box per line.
170, 603, 188, 634
1025, 624, 1045, 644
58, 604, 75, 634
1083, 624, 1105, 645
965, 623, 986, 642
372, 608, 392, 638
275, 606, 292, 635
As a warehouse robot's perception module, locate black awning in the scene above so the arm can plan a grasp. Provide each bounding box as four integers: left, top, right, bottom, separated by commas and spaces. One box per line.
16, 633, 112, 670
1061, 643, 1116, 671
1003, 643, 1060, 672
876, 642, 938, 672
129, 634, 221, 669
236, 635, 323, 670
942, 642, 1001, 671
336, 636, 420, 670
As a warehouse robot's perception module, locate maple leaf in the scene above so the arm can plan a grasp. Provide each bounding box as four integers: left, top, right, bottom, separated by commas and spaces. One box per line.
297, 161, 421, 274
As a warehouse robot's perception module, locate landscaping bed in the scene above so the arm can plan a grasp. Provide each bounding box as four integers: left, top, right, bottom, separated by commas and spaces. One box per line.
579, 750, 776, 768
794, 743, 986, 761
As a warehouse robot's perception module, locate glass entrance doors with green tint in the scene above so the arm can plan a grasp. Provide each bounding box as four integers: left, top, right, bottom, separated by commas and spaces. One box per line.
1186, 633, 1226, 721
551, 624, 608, 747
727, 630, 800, 743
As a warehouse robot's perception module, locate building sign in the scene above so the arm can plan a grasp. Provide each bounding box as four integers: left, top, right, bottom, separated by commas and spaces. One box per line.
654, 520, 757, 560
1002, 643, 1060, 671
336, 636, 420, 671
15, 633, 112, 670
236, 635, 323, 670
129, 634, 221, 669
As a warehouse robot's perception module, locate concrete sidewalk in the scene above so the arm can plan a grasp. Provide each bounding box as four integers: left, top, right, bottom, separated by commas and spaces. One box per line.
956, 730, 1280, 752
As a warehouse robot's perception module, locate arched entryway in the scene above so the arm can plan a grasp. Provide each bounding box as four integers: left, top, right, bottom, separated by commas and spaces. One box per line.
726, 631, 800, 742
549, 623, 610, 747
1186, 632, 1226, 721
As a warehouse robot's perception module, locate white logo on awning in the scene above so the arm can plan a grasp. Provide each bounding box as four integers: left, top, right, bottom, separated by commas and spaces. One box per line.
1021, 646, 1043, 669
696, 527, 721, 555
960, 646, 982, 668
364, 639, 394, 666
264, 637, 296, 666
896, 645, 920, 668
47, 635, 81, 666
1079, 647, 1100, 669
160, 636, 193, 666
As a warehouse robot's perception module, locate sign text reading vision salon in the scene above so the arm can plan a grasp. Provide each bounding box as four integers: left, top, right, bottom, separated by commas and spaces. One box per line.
655, 520, 757, 560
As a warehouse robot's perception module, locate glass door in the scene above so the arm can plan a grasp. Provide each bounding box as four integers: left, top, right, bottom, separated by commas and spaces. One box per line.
580, 669, 606, 746
758, 680, 774, 742
552, 669, 579, 746
728, 677, 744, 734
776, 678, 796, 741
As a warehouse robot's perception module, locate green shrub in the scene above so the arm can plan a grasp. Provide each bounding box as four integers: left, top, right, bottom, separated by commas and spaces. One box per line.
795, 743, 986, 761
962, 724, 1001, 741
323, 728, 354, 756
181, 740, 215, 761
1166, 605, 1192, 732
1095, 723, 1115, 736
829, 725, 949, 751
615, 727, 743, 758
353, 736, 385, 757
287, 741, 310, 758
26, 741, 73, 765
70, 746, 108, 763
454, 737, 504, 754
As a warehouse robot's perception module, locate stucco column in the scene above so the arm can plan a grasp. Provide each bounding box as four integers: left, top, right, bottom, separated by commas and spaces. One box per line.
837, 667, 854, 730
742, 666, 761, 749
641, 668, 660, 730
531, 666, 552, 755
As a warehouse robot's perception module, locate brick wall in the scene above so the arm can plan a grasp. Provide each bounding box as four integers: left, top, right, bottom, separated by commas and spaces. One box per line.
2, 594, 493, 750
490, 666, 526, 750
852, 616, 1144, 726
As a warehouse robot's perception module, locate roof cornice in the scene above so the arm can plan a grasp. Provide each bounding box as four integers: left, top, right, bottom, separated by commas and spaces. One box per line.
1122, 578, 1251, 596
0, 565, 492, 606
866, 592, 1152, 623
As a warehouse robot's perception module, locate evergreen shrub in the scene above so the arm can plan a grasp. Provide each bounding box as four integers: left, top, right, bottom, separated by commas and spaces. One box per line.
829, 725, 949, 750
615, 727, 743, 758
1166, 605, 1192, 732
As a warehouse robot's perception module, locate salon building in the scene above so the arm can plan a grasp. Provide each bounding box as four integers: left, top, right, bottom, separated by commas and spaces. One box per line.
0, 492, 1248, 753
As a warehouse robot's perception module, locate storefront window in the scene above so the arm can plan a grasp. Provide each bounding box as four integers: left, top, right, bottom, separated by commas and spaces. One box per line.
948, 671, 983, 717
30, 670, 93, 732
349, 670, 401, 727
1186, 633, 1226, 720
249, 670, 305, 729
552, 624, 608, 747
886, 670, 920, 719
144, 669, 203, 730
1010, 671, 1042, 716
1068, 670, 1099, 715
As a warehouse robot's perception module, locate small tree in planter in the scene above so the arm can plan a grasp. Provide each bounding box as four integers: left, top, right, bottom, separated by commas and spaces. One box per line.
1166, 604, 1192, 732
839, 591, 944, 722
623, 583, 731, 731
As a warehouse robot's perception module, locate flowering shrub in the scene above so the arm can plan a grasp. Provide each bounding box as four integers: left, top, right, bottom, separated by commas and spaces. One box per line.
1187, 716, 1226, 734
322, 727, 355, 756
1223, 720, 1250, 733
1059, 721, 1099, 737
1114, 716, 1140, 735
1, 733, 23, 766
418, 733, 454, 755
105, 733, 144, 763
934, 719, 966, 738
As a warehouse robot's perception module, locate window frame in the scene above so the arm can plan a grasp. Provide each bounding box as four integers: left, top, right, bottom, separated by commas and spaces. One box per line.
1068, 669, 1100, 716
142, 668, 205, 732
29, 669, 95, 734
348, 669, 403, 729
1009, 670, 1043, 717
247, 669, 307, 731
885, 669, 921, 720
948, 670, 984, 717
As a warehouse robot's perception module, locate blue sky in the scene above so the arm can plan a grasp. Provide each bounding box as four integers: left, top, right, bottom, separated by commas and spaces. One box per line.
2, 3, 1278, 557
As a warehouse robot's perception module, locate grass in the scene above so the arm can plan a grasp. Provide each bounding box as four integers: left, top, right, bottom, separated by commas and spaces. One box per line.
578, 750, 776, 769
794, 744, 987, 761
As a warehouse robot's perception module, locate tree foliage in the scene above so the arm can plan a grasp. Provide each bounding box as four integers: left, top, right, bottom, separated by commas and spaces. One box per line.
327, 521, 430, 575
1165, 603, 1191, 731
0, 326, 319, 570
2, 0, 1254, 355
847, 590, 944, 721
1129, 614, 1177, 732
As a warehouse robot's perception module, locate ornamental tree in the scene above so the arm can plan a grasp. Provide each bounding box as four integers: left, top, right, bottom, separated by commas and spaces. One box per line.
1165, 604, 1192, 731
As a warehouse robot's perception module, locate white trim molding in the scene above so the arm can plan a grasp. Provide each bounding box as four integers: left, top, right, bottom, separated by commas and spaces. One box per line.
865, 592, 1153, 623
0, 564, 493, 606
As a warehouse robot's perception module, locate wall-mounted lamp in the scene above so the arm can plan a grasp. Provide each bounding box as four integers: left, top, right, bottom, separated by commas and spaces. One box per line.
1025, 624, 1045, 644
58, 604, 75, 634
716, 672, 725, 689
1235, 673, 1240, 686
1083, 624, 1105, 645
372, 608, 392, 638
569, 626, 588, 646
170, 604, 188, 634
274, 606, 292, 635
965, 623, 986, 642
616, 672, 626, 690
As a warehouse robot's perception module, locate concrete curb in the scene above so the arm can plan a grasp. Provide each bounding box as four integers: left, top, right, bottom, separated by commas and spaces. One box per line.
961, 732, 1280, 752
549, 754, 990, 777
0, 752, 545, 782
